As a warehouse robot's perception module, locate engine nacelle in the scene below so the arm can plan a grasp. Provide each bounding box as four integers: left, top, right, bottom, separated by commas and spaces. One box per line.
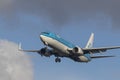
78, 56, 89, 62
39, 48, 52, 57
72, 46, 83, 55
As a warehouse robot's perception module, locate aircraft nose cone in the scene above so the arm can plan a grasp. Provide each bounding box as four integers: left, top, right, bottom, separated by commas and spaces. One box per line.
40, 35, 44, 41
40, 35, 46, 43
40, 35, 48, 45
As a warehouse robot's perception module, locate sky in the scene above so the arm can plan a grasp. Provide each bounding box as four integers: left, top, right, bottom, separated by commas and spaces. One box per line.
0, 0, 120, 80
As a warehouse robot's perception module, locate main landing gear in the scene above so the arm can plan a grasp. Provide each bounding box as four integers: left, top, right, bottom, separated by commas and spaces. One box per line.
55, 57, 61, 63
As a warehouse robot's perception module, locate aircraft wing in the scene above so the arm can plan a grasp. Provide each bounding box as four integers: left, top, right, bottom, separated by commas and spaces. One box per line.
82, 46, 120, 54
19, 49, 40, 52
91, 55, 115, 58
18, 43, 40, 52
18, 43, 54, 57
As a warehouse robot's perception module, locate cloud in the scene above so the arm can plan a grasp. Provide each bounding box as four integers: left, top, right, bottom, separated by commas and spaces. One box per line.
0, 0, 120, 28
0, 40, 33, 80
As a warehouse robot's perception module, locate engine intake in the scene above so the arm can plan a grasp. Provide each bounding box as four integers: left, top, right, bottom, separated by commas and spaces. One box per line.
72, 46, 83, 55
38, 48, 52, 57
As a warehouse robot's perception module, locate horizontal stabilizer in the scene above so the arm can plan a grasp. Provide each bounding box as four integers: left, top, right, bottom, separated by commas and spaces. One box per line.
91, 55, 115, 59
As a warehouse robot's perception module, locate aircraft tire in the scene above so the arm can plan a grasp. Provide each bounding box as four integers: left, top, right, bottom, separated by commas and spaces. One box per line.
55, 57, 61, 63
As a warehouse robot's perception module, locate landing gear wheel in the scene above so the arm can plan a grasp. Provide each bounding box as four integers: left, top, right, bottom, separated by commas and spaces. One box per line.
55, 57, 61, 63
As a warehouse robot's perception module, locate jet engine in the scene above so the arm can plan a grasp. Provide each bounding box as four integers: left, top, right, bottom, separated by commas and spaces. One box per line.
38, 48, 52, 57
77, 56, 89, 62
72, 46, 83, 55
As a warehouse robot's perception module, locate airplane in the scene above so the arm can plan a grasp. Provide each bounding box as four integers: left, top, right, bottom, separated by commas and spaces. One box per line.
19, 32, 120, 63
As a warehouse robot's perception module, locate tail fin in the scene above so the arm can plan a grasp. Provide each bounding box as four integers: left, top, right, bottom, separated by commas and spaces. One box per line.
85, 33, 94, 48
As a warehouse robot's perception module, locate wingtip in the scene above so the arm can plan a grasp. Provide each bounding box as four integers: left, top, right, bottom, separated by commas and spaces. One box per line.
18, 42, 22, 51
91, 32, 94, 35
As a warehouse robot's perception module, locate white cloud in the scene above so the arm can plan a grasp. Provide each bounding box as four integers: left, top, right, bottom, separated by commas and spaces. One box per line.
0, 40, 33, 80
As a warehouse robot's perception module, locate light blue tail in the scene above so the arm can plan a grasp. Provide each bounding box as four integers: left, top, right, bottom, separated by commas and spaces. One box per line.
85, 33, 94, 48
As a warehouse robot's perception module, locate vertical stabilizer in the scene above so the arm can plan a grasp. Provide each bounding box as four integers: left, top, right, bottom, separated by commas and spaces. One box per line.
85, 33, 94, 48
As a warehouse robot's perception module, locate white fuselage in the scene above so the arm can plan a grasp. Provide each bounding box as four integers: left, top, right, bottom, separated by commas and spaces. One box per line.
40, 35, 71, 57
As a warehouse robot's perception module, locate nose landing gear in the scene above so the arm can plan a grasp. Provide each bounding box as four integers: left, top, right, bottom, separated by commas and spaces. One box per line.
55, 57, 61, 63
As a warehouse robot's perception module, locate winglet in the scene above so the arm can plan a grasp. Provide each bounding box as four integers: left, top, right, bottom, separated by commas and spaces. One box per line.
85, 33, 94, 48
18, 43, 22, 51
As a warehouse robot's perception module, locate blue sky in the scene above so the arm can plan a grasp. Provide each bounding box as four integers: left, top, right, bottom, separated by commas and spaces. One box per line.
0, 12, 120, 80
0, 1, 120, 80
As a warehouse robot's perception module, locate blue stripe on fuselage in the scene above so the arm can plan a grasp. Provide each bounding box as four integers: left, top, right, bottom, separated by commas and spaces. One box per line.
41, 32, 75, 48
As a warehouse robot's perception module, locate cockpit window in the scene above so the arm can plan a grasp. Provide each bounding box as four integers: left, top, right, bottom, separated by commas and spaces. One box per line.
41, 32, 49, 34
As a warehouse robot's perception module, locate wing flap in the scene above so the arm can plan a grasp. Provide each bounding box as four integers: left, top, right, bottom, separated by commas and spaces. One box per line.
91, 55, 115, 59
